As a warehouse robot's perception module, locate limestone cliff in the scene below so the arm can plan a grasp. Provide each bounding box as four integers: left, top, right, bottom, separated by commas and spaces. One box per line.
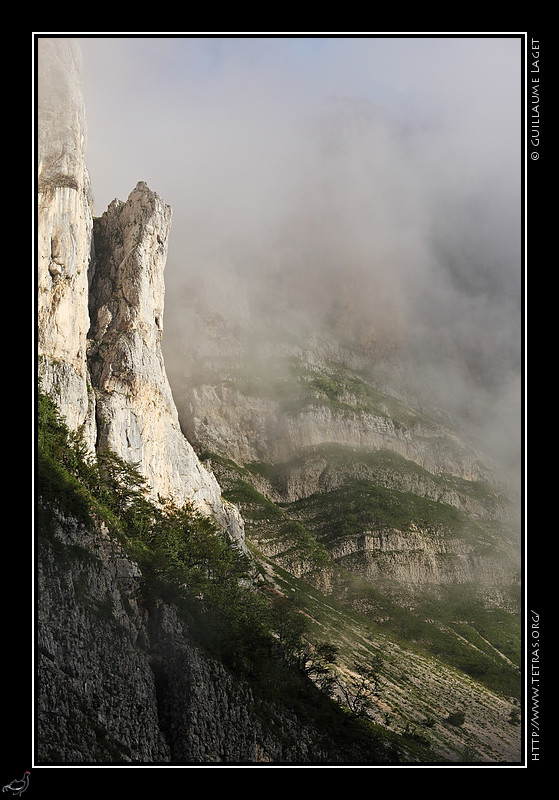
88, 183, 244, 543
170, 320, 497, 486
37, 38, 96, 451
37, 509, 344, 764
35, 37, 522, 767
37, 38, 244, 547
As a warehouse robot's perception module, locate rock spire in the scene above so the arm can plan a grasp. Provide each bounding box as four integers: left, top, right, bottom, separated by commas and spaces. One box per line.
37, 38, 245, 547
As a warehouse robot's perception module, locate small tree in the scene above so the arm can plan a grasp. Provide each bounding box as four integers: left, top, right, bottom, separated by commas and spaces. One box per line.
95, 450, 150, 516
446, 710, 466, 727
337, 655, 383, 718
268, 594, 338, 694
299, 642, 339, 696
508, 708, 521, 726
269, 594, 308, 658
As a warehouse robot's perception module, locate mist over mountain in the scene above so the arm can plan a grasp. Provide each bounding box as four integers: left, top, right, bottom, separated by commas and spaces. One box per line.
79, 37, 522, 489
35, 36, 524, 766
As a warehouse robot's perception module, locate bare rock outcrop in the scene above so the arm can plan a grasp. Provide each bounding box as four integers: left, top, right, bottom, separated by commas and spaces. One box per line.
36, 508, 352, 764
89, 183, 245, 545
188, 381, 491, 482
37, 38, 96, 450
37, 38, 244, 547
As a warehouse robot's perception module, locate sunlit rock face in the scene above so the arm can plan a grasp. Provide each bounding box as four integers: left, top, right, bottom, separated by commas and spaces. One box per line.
37, 38, 96, 450
88, 182, 245, 546
36, 40, 244, 547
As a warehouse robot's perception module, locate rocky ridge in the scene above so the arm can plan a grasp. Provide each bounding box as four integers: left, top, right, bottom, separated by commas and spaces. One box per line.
88, 184, 244, 541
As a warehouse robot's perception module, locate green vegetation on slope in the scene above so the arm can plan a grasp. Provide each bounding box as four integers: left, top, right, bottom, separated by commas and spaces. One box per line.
203, 445, 520, 702
286, 357, 433, 428
247, 444, 512, 514
200, 450, 332, 571
37, 385, 430, 763
253, 557, 521, 762
210, 353, 442, 429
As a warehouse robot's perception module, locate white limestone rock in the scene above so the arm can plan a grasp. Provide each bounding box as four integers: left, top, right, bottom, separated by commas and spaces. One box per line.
89, 182, 245, 547
37, 38, 96, 450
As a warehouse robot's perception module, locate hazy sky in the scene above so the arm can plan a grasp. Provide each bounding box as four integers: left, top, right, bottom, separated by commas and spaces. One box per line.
79, 36, 521, 220
72, 34, 523, 482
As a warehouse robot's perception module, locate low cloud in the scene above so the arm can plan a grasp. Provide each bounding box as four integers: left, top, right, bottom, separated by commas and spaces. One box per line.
76, 35, 522, 485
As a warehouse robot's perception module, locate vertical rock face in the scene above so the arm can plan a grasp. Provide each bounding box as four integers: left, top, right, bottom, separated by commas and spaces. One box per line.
36, 511, 349, 764
37, 38, 96, 450
89, 183, 245, 543
36, 38, 244, 546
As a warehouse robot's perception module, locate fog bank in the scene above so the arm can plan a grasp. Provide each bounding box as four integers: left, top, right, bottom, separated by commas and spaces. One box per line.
74, 35, 522, 485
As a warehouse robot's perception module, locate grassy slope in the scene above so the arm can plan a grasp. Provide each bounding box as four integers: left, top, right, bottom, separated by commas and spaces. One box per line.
204, 449, 521, 707
251, 555, 522, 763
38, 385, 521, 763
189, 347, 523, 762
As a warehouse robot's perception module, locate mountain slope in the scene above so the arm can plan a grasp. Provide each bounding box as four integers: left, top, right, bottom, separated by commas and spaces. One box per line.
36, 388, 521, 763
261, 558, 522, 762
35, 37, 522, 766
169, 325, 520, 610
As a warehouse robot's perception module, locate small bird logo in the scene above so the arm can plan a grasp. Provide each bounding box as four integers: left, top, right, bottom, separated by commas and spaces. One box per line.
2, 773, 30, 796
